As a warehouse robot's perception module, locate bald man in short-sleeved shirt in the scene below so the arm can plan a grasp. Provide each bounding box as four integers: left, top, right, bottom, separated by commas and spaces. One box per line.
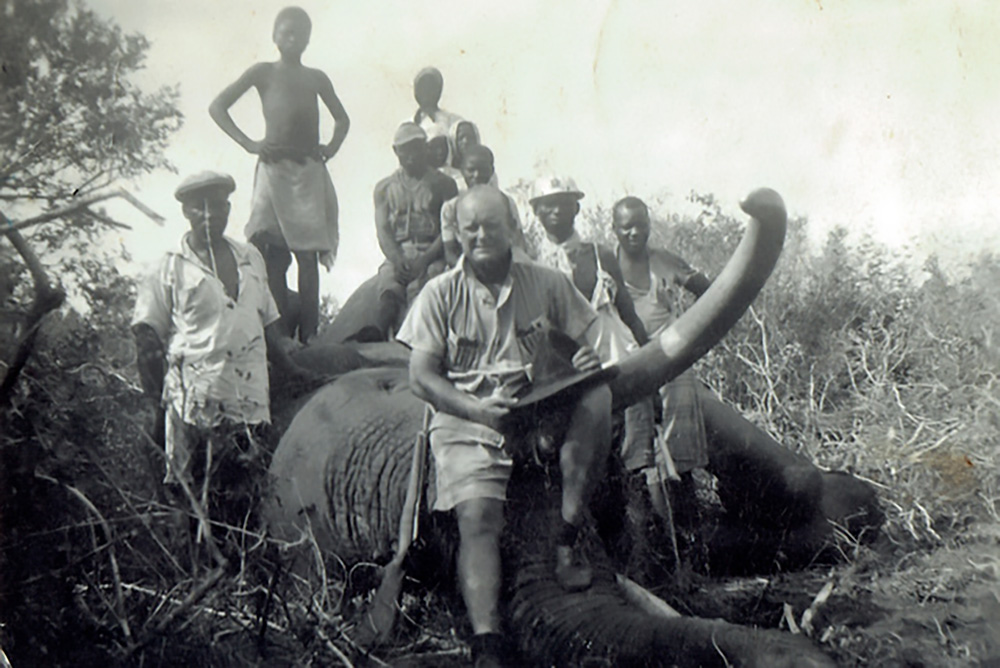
396, 185, 612, 665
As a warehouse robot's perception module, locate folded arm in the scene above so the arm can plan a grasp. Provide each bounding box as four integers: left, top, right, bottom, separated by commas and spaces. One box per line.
602, 247, 649, 345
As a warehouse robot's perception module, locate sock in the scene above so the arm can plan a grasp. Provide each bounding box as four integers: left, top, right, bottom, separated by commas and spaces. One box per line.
556, 520, 581, 547
471, 632, 505, 660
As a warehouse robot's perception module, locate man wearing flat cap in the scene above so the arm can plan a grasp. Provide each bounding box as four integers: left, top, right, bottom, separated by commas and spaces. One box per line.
397, 185, 613, 668
370, 121, 458, 340
132, 171, 313, 495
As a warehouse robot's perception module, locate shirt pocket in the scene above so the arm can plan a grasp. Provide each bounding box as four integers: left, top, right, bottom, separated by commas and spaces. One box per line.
446, 329, 481, 373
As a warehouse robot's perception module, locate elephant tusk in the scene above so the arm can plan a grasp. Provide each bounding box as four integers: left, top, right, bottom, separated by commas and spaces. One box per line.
610, 188, 787, 409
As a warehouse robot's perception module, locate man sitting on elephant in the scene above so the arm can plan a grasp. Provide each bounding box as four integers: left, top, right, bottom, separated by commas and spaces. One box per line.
397, 185, 614, 668
371, 122, 458, 340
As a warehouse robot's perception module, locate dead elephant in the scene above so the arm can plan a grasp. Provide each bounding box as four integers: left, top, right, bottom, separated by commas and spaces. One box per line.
265, 189, 880, 667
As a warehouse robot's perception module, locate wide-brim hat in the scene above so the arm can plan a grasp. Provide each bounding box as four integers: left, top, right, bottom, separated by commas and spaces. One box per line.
513, 328, 616, 408
529, 175, 585, 206
174, 171, 236, 202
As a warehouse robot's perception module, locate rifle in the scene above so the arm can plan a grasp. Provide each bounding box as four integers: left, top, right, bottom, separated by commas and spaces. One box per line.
353, 404, 432, 648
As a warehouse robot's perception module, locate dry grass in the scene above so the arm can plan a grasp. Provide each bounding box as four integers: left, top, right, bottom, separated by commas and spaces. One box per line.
3, 192, 998, 665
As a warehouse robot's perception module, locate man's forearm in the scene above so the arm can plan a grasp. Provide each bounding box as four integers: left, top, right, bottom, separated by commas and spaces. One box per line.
209, 102, 255, 153
411, 371, 480, 422
417, 238, 444, 270
378, 238, 406, 268
410, 352, 484, 423
374, 205, 405, 265
132, 324, 165, 400
325, 117, 350, 157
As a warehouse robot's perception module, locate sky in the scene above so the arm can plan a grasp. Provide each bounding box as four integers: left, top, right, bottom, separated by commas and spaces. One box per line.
86, 0, 1000, 304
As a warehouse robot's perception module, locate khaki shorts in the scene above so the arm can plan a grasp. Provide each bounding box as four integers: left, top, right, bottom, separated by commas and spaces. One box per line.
429, 412, 513, 511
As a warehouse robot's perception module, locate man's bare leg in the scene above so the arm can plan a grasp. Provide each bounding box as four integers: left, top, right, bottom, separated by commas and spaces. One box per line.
258, 242, 293, 335
294, 250, 319, 343
556, 384, 612, 590
454, 497, 505, 634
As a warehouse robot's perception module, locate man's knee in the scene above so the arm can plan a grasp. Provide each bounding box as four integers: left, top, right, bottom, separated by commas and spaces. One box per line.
455, 498, 504, 540
376, 264, 407, 302
293, 251, 319, 277
571, 384, 612, 430
264, 244, 293, 274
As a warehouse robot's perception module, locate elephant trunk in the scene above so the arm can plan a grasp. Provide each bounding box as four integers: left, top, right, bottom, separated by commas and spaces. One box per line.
610, 188, 787, 409
504, 487, 834, 668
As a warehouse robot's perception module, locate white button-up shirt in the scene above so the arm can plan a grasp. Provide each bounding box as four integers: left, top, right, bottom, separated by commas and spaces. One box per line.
132, 233, 280, 430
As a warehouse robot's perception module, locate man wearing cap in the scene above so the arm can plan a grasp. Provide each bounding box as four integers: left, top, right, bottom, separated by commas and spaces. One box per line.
132, 171, 314, 491
529, 176, 657, 479
397, 185, 612, 668
371, 121, 459, 339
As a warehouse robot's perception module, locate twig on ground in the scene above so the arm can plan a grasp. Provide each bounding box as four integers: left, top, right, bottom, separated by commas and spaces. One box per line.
781, 603, 801, 634
122, 565, 227, 660
316, 625, 355, 668
800, 579, 835, 636
710, 631, 733, 667
85, 449, 187, 576
37, 473, 133, 643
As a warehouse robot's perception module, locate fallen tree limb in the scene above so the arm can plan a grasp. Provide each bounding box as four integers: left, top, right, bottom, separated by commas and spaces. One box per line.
121, 565, 227, 660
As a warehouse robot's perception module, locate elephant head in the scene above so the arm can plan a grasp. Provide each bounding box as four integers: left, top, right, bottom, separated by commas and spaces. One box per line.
266, 189, 842, 666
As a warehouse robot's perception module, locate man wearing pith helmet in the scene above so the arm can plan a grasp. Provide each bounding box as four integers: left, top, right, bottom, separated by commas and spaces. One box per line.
132, 171, 313, 495
529, 175, 657, 480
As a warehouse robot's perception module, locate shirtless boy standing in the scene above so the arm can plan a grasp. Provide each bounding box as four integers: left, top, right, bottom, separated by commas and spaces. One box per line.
210, 6, 349, 342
